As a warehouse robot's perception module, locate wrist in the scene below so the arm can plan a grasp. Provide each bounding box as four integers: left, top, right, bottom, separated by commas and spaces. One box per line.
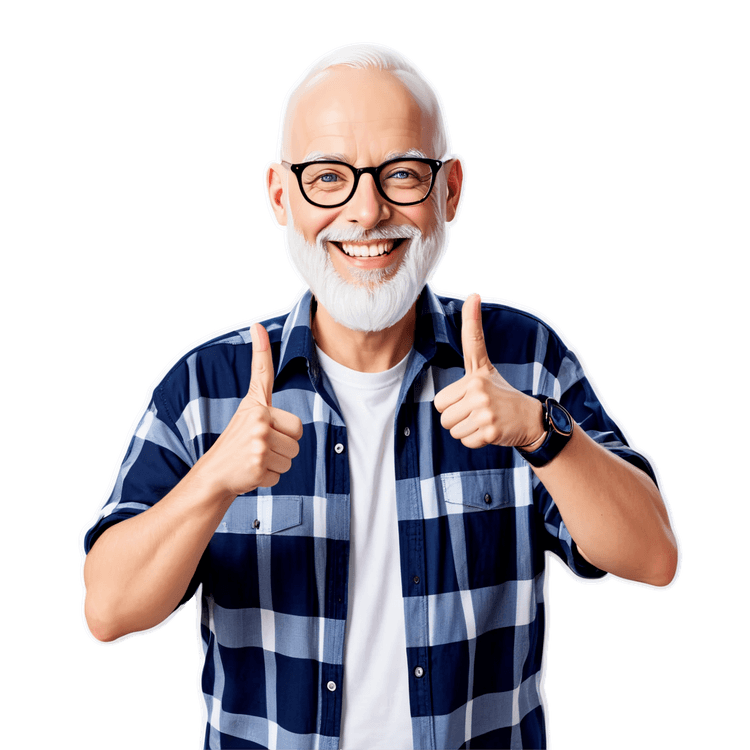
518, 431, 546, 453
190, 454, 240, 507
517, 396, 575, 468
517, 398, 546, 452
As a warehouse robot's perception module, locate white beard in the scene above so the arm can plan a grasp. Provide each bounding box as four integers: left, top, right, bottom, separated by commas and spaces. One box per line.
285, 210, 446, 333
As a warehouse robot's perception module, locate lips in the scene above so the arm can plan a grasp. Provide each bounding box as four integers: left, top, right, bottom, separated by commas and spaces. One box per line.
331, 239, 405, 258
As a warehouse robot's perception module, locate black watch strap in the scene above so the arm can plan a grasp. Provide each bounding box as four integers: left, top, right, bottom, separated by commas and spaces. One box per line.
520, 396, 574, 468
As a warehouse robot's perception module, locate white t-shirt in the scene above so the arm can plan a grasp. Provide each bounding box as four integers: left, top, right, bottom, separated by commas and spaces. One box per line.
316, 346, 414, 750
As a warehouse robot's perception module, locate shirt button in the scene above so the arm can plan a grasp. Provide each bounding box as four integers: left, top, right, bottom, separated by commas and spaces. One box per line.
413, 575, 420, 584
403, 426, 411, 437
253, 519, 260, 529
484, 493, 492, 505
326, 681, 337, 692
334, 443, 345, 454
414, 666, 425, 678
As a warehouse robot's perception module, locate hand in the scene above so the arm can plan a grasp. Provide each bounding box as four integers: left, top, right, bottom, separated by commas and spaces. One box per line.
197, 323, 303, 497
433, 294, 544, 450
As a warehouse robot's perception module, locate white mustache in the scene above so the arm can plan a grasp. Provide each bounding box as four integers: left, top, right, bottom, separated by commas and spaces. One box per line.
316, 225, 421, 248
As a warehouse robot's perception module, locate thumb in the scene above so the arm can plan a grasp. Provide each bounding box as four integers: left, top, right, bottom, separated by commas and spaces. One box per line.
247, 323, 274, 407
461, 294, 489, 373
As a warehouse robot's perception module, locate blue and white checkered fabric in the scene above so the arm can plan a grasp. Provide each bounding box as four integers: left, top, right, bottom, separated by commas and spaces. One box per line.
85, 286, 655, 749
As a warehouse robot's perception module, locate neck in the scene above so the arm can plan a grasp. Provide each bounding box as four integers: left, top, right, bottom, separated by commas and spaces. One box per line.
312, 298, 417, 373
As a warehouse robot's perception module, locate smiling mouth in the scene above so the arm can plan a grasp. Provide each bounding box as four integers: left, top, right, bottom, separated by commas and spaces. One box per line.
331, 239, 406, 258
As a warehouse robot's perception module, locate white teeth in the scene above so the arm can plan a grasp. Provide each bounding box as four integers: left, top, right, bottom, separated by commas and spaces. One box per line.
339, 241, 396, 258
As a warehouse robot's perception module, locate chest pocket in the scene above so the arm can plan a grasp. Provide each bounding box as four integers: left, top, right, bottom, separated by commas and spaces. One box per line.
439, 467, 536, 589
440, 469, 517, 512
219, 494, 303, 535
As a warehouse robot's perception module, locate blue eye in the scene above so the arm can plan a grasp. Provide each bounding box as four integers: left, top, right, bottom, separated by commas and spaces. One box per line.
320, 173, 338, 183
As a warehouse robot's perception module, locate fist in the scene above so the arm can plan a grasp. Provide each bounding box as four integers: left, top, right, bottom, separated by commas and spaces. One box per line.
433, 294, 543, 450
199, 323, 303, 497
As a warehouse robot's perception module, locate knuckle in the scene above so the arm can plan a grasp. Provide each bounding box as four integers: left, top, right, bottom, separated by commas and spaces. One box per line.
251, 417, 272, 440
247, 451, 266, 474
483, 425, 500, 444
476, 391, 492, 409
252, 359, 268, 374
248, 444, 270, 473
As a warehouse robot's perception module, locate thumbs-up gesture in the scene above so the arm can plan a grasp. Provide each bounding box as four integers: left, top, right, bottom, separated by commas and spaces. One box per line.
199, 323, 304, 498
434, 294, 544, 450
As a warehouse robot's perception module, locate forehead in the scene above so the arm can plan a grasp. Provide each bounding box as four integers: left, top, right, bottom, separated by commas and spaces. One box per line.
287, 67, 434, 163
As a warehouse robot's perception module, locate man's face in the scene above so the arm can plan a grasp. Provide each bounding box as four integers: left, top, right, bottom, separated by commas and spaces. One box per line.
269, 66, 460, 332
284, 67, 442, 285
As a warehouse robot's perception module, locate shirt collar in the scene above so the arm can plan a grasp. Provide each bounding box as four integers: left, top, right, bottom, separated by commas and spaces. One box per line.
275, 285, 464, 379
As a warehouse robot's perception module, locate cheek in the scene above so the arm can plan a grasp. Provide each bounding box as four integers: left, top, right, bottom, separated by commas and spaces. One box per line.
402, 205, 437, 237
289, 195, 341, 244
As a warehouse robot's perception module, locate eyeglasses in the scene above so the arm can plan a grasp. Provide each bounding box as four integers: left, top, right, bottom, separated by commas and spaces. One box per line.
281, 157, 444, 209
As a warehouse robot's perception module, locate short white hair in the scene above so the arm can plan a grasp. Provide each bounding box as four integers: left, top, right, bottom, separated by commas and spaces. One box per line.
279, 44, 449, 160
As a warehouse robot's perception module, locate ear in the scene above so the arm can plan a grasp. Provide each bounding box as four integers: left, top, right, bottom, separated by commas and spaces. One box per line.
267, 163, 288, 226
444, 158, 463, 223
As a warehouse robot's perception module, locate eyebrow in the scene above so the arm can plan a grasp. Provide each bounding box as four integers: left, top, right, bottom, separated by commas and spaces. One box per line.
303, 151, 348, 162
302, 148, 429, 163
391, 148, 428, 159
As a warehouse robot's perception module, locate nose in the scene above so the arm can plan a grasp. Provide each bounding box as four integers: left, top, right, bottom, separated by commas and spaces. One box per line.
343, 173, 391, 229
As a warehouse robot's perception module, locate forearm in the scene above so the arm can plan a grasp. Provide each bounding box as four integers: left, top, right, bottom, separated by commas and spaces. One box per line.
84, 465, 234, 642
532, 425, 677, 586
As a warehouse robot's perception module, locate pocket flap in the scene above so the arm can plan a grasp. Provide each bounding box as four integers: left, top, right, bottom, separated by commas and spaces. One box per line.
255, 495, 303, 534
219, 495, 303, 534
441, 470, 512, 511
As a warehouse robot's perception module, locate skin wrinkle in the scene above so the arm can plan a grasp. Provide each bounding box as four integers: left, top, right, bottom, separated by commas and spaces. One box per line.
301, 148, 430, 162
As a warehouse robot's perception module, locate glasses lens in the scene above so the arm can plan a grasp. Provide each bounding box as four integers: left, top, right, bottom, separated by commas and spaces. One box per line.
379, 160, 434, 204
300, 163, 356, 206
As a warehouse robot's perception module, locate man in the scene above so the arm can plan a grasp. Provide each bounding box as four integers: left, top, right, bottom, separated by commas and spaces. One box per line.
84, 45, 677, 749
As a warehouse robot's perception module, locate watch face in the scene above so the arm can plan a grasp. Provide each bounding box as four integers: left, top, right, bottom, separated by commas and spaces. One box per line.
548, 401, 573, 435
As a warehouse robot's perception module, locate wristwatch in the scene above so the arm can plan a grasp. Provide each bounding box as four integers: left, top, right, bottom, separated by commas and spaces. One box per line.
520, 396, 574, 468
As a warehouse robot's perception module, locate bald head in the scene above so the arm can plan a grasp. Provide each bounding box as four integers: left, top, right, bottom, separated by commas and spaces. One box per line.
284, 66, 435, 173
280, 45, 448, 161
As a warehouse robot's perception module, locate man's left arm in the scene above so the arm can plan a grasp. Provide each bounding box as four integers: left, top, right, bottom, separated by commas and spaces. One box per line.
434, 294, 677, 587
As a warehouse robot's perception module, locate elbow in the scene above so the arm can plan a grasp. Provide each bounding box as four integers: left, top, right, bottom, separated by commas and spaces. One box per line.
83, 546, 130, 642
644, 537, 679, 587
85, 597, 125, 642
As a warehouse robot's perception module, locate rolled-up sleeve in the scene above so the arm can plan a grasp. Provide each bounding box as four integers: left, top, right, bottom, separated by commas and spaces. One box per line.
83, 392, 193, 554
532, 335, 657, 579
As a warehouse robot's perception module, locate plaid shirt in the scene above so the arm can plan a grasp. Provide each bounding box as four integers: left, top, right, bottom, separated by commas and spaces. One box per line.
85, 286, 655, 749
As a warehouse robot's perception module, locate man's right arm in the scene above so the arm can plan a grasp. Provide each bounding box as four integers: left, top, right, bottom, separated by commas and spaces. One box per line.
83, 323, 303, 642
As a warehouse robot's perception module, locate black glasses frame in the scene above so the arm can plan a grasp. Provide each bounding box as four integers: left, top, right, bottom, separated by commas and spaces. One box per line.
282, 157, 444, 209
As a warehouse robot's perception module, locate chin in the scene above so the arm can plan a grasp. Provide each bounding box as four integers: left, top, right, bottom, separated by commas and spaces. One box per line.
285, 218, 446, 333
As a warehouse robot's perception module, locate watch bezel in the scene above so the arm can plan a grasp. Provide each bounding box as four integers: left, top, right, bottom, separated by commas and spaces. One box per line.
547, 399, 573, 437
